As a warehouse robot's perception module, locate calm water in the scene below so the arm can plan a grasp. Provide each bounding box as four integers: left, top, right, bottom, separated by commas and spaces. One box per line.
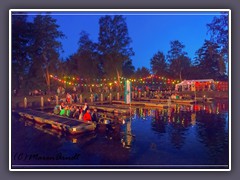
11, 100, 229, 169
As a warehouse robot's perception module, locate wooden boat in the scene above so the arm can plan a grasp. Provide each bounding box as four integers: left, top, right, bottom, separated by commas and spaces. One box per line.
13, 109, 96, 135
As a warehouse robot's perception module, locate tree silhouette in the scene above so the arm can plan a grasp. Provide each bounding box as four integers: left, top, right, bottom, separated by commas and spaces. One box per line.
98, 15, 134, 79
194, 40, 226, 80
167, 40, 190, 81
207, 13, 229, 62
12, 13, 32, 92
28, 14, 64, 92
150, 51, 169, 77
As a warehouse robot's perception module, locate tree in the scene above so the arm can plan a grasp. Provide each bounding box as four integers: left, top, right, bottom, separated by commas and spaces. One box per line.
12, 13, 32, 92
167, 40, 190, 80
28, 14, 64, 92
207, 13, 229, 62
169, 55, 191, 80
66, 31, 100, 79
134, 67, 151, 79
122, 58, 135, 78
194, 40, 226, 80
98, 15, 134, 80
150, 51, 168, 77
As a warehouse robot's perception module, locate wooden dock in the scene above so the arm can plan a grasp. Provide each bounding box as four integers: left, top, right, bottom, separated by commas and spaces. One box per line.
139, 98, 196, 105
13, 109, 96, 135
75, 103, 131, 114
112, 100, 168, 108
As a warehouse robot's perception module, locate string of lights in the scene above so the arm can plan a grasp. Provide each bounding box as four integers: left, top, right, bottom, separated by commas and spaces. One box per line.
50, 74, 181, 87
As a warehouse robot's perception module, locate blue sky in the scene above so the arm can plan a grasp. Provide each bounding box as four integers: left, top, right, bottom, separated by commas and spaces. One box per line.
26, 11, 224, 70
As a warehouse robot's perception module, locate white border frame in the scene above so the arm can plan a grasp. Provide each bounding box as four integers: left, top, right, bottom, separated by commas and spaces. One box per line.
9, 9, 231, 172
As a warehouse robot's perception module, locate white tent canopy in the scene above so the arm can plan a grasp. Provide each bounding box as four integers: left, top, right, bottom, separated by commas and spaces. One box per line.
175, 79, 215, 91
176, 79, 214, 85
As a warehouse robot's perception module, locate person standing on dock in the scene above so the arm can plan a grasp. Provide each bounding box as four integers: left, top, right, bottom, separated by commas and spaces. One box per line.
66, 93, 72, 104
94, 93, 98, 102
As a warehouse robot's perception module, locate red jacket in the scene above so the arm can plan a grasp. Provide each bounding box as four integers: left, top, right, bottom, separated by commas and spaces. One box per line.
83, 112, 92, 121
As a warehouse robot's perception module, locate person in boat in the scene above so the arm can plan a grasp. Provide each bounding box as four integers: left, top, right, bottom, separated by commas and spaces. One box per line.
73, 106, 80, 119
91, 108, 99, 123
53, 105, 61, 115
65, 105, 71, 117
78, 106, 84, 120
83, 103, 89, 114
60, 102, 65, 110
59, 106, 66, 116
83, 109, 92, 122
69, 105, 76, 118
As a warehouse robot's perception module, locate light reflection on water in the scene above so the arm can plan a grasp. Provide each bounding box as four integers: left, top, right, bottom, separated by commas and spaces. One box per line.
11, 100, 229, 168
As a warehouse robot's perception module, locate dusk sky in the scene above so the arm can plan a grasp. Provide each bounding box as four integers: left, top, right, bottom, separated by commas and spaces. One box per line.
26, 11, 223, 70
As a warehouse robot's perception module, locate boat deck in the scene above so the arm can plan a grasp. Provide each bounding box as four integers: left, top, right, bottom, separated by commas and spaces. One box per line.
13, 109, 96, 135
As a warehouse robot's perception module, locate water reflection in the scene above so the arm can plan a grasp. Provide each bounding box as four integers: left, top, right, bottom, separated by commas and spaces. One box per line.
121, 118, 134, 149
133, 100, 228, 161
18, 117, 97, 144
12, 100, 229, 166
195, 112, 229, 164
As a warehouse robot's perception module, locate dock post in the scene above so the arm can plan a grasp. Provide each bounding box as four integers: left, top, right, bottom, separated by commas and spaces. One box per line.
40, 96, 44, 107
79, 94, 82, 103
24, 97, 27, 108
90, 94, 93, 103
56, 95, 59, 105
138, 91, 141, 99
117, 92, 120, 100
110, 93, 112, 102
100, 93, 103, 102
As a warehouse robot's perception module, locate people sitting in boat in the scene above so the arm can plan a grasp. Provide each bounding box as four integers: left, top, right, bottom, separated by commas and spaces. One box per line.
53, 105, 61, 115
91, 108, 98, 123
60, 105, 70, 116
83, 109, 92, 122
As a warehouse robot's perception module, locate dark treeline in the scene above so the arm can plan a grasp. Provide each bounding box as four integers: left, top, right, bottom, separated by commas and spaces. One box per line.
12, 12, 228, 94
